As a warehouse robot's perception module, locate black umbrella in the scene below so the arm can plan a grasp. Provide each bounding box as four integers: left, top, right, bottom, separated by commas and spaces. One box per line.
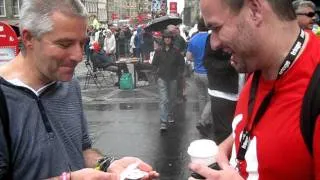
145, 15, 182, 32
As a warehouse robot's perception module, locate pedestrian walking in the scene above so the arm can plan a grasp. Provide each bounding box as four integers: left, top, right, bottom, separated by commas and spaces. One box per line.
152, 30, 185, 132
185, 17, 212, 138
167, 24, 187, 103
203, 34, 244, 144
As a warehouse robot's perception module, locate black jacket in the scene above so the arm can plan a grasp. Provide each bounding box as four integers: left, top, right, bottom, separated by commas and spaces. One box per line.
152, 46, 185, 81
203, 35, 239, 94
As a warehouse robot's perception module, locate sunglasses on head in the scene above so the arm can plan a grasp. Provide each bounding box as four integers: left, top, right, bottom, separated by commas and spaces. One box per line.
296, 12, 316, 18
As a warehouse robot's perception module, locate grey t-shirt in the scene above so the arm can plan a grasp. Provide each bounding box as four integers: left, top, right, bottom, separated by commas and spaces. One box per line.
0, 78, 92, 179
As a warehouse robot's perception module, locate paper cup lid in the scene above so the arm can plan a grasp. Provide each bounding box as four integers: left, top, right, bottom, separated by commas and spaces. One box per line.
187, 139, 218, 158
125, 169, 148, 180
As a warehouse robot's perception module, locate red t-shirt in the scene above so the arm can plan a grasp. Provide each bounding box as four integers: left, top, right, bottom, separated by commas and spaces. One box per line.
230, 32, 320, 180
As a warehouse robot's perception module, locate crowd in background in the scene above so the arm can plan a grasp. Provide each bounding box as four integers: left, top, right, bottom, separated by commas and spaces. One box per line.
85, 24, 158, 63
84, 0, 320, 137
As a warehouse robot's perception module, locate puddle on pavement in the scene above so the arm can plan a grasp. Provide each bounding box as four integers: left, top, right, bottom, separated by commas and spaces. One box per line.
144, 103, 159, 111
84, 102, 198, 113
83, 104, 115, 111
119, 103, 140, 110
83, 89, 114, 98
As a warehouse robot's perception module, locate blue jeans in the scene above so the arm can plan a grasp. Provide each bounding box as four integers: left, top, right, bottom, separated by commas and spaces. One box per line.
158, 78, 177, 123
194, 72, 211, 124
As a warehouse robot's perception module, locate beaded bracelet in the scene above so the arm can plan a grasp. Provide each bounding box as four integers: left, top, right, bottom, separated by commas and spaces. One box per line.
60, 171, 71, 180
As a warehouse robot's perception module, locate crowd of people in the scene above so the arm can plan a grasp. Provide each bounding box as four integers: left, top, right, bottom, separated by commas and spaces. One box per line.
85, 24, 156, 62
0, 0, 319, 179
84, 23, 163, 86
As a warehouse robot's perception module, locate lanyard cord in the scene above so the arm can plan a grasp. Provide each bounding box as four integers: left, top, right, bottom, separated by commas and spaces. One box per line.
237, 29, 306, 162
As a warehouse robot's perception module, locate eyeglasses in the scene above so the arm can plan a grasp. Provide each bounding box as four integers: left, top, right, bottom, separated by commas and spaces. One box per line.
296, 12, 316, 18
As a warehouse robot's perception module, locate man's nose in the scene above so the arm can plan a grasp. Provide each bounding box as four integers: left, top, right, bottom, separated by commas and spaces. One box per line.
210, 34, 222, 50
70, 44, 83, 62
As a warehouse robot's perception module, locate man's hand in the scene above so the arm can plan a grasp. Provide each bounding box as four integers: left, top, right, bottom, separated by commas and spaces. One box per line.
108, 157, 159, 180
215, 150, 231, 169
188, 163, 243, 180
70, 168, 118, 180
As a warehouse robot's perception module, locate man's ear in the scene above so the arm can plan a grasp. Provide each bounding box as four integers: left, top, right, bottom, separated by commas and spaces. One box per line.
247, 0, 263, 26
21, 29, 35, 50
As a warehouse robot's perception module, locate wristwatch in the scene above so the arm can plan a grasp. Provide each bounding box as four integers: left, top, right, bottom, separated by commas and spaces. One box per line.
95, 156, 116, 172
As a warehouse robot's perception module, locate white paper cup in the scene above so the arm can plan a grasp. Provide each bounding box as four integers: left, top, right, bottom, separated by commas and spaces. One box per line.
187, 139, 218, 166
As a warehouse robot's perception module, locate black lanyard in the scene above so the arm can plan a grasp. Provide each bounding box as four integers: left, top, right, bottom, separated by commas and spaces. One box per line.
236, 30, 306, 162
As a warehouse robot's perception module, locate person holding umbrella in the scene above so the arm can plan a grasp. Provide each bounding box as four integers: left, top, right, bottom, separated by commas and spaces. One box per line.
167, 25, 187, 103
167, 25, 187, 55
152, 30, 185, 131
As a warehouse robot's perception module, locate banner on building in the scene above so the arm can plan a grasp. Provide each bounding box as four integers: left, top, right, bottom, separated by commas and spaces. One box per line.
152, 0, 161, 11
169, 2, 177, 14
161, 0, 167, 11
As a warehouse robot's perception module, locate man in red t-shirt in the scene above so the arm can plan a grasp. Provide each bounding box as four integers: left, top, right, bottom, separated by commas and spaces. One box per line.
189, 0, 320, 180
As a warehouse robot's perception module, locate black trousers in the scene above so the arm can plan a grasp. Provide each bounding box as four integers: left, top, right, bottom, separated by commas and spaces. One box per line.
210, 96, 237, 145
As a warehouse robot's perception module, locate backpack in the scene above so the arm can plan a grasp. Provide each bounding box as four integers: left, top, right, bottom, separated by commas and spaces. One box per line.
301, 63, 320, 155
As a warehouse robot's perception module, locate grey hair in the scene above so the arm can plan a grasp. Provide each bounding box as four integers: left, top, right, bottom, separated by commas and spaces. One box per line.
19, 0, 88, 39
292, 0, 316, 12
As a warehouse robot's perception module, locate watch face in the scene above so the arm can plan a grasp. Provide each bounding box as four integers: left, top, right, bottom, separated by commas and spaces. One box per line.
125, 169, 148, 180
97, 156, 115, 172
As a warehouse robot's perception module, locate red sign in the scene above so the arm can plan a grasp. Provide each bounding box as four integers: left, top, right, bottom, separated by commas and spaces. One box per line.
111, 13, 118, 20
0, 22, 19, 64
169, 2, 177, 14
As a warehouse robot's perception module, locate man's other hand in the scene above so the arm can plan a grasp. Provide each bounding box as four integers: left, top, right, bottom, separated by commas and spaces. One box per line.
108, 157, 159, 180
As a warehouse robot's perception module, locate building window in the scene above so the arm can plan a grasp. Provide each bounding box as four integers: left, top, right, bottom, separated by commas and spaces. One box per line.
13, 0, 20, 16
0, 0, 6, 17
87, 2, 95, 13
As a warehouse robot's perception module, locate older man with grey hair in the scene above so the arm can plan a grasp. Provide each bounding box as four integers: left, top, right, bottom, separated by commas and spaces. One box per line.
0, 0, 158, 179
292, 0, 317, 30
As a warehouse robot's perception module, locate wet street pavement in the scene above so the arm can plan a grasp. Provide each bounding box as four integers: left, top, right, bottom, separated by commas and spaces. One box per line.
76, 61, 202, 179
